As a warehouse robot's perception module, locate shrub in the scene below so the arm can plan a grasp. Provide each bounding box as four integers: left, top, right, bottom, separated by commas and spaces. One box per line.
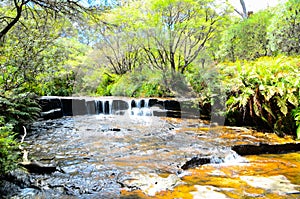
268, 0, 300, 55
108, 68, 170, 97
0, 90, 40, 174
219, 56, 300, 136
292, 107, 300, 139
0, 123, 19, 175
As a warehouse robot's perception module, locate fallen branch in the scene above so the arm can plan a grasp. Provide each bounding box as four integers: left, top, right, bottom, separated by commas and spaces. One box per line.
18, 126, 29, 163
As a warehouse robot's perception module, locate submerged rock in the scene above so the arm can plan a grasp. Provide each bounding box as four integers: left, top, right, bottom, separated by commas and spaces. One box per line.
119, 171, 183, 196
191, 185, 231, 199
0, 169, 32, 198
240, 175, 300, 195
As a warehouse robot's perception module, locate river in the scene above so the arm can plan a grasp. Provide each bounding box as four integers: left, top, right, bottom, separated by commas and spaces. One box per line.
5, 97, 300, 198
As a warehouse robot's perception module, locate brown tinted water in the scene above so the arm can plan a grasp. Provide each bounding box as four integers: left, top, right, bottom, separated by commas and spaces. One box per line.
21, 115, 300, 198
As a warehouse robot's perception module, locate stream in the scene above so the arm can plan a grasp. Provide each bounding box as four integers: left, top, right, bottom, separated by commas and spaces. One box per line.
3, 97, 300, 198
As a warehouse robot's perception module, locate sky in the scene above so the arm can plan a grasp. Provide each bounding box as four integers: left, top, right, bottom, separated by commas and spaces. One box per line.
228, 0, 286, 12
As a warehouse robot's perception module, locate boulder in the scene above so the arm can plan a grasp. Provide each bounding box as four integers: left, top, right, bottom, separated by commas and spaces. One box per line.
61, 98, 73, 116
232, 143, 300, 156
19, 161, 57, 174
164, 100, 181, 111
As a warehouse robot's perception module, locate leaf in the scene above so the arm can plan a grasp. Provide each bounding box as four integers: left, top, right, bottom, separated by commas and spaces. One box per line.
264, 86, 276, 101
253, 102, 260, 117
276, 96, 288, 116
262, 104, 275, 119
287, 93, 298, 107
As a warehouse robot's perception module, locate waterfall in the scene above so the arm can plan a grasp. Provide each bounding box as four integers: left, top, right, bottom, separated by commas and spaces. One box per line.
40, 96, 200, 119
129, 98, 153, 116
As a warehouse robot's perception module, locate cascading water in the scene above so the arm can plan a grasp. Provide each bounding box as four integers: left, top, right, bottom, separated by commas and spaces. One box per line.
94, 98, 153, 117
130, 98, 153, 116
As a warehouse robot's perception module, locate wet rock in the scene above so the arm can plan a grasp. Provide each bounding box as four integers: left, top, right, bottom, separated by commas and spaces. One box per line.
72, 99, 87, 115
39, 97, 63, 119
112, 100, 129, 111
181, 156, 211, 170
40, 108, 63, 120
119, 171, 183, 196
148, 99, 159, 107
164, 100, 181, 111
240, 175, 300, 195
86, 100, 96, 115
191, 185, 231, 199
0, 169, 32, 198
232, 143, 300, 156
61, 98, 73, 116
19, 161, 57, 174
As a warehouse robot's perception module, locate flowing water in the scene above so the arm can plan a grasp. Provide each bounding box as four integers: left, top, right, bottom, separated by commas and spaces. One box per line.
11, 97, 300, 198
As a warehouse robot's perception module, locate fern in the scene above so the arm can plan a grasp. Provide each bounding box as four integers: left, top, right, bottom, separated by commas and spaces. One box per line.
222, 56, 300, 136
292, 107, 300, 139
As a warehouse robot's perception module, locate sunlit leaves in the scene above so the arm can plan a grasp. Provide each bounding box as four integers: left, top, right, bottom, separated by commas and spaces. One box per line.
267, 0, 300, 55
221, 56, 300, 135
218, 10, 273, 61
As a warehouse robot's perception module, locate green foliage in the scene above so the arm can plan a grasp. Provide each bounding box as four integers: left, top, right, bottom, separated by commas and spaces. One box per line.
268, 0, 300, 55
219, 56, 300, 136
94, 0, 230, 75
96, 73, 118, 96
186, 63, 222, 105
0, 91, 41, 132
0, 123, 19, 175
34, 71, 75, 96
0, 91, 40, 174
218, 10, 273, 61
292, 107, 300, 139
106, 68, 169, 97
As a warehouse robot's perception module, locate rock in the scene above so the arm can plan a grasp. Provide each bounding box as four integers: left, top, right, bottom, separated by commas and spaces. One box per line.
119, 171, 183, 196
19, 161, 57, 174
86, 100, 96, 115
181, 156, 211, 170
39, 97, 63, 119
40, 108, 63, 119
232, 143, 300, 156
148, 99, 159, 107
37, 97, 203, 119
72, 99, 87, 115
112, 100, 129, 111
164, 100, 181, 111
191, 185, 231, 199
240, 175, 300, 195
0, 169, 32, 197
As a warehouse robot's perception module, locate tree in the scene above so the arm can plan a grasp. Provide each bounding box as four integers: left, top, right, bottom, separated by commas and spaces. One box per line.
218, 10, 273, 61
0, 0, 93, 41
0, 13, 72, 92
0, 2, 93, 174
268, 0, 300, 55
234, 0, 248, 19
93, 25, 142, 75
140, 0, 228, 74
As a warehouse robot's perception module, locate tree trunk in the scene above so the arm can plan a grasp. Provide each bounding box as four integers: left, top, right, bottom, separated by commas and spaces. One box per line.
240, 0, 247, 19
0, 0, 24, 41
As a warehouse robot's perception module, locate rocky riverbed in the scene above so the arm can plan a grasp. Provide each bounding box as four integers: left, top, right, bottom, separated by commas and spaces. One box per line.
1, 114, 300, 198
